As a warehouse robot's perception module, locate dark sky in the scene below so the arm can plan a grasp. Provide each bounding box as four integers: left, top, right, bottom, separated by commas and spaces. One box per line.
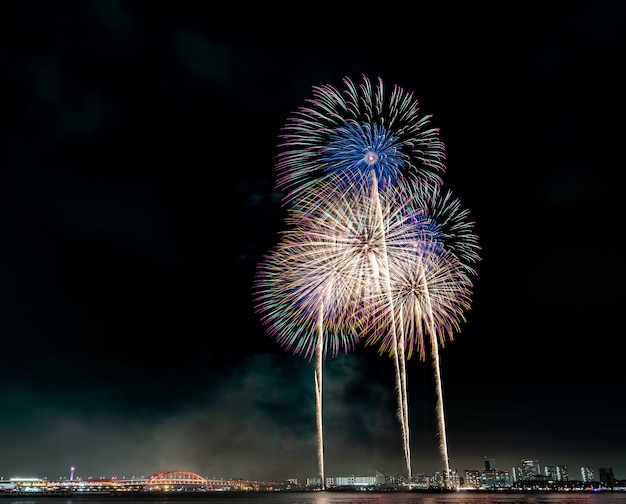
1, 1, 624, 484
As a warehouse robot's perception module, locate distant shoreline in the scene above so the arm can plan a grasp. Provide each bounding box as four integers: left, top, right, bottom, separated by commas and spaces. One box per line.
1, 488, 625, 498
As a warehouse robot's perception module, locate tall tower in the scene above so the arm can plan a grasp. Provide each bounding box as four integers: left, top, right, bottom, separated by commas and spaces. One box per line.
69, 467, 75, 482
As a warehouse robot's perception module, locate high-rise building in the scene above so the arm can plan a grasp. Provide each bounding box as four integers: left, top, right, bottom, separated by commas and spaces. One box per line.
464, 470, 481, 489
599, 468, 615, 488
544, 465, 568, 481
484, 457, 497, 470
305, 477, 322, 487
513, 459, 540, 481
449, 469, 460, 490
581, 466, 594, 482
482, 469, 512, 489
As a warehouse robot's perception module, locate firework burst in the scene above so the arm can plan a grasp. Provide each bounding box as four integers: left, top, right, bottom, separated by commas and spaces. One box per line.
256, 74, 481, 486
275, 75, 446, 208
366, 241, 474, 361
415, 182, 481, 276
253, 181, 432, 358
253, 180, 432, 482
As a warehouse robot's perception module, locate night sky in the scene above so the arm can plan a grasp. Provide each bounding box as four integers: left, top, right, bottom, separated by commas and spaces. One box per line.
1, 1, 624, 484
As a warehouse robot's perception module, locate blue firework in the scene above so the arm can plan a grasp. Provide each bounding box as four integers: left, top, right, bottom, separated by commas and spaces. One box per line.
275, 75, 446, 207
321, 121, 407, 193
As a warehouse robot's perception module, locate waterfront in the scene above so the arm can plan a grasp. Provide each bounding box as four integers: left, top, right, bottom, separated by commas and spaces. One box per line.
1, 492, 626, 504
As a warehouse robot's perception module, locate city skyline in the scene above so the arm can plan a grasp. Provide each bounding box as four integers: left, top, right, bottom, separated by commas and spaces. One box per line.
1, 1, 623, 485
1, 448, 624, 483
1, 456, 622, 486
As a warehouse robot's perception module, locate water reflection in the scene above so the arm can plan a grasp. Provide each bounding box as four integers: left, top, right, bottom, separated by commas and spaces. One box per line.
1, 492, 625, 504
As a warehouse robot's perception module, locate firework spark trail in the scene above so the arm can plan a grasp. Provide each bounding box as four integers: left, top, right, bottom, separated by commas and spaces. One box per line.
397, 327, 411, 477
429, 319, 450, 484
314, 314, 324, 489
419, 254, 457, 487
368, 170, 410, 478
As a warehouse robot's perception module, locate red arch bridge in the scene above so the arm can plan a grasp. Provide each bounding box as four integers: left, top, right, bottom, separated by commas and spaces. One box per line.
145, 471, 233, 490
